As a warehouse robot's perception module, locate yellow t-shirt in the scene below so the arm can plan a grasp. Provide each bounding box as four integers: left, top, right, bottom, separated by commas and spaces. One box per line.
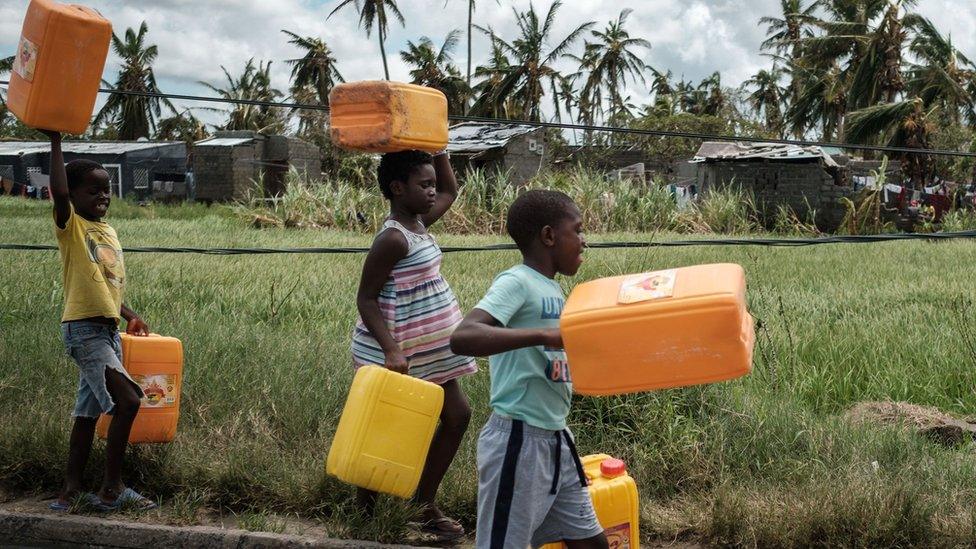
55, 205, 126, 322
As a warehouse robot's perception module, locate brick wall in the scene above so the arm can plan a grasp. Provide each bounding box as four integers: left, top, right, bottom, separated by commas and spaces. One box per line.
701, 160, 854, 232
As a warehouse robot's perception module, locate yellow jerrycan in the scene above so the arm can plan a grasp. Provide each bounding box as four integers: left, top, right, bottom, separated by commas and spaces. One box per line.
328, 81, 448, 153
7, 0, 112, 134
95, 333, 184, 443
541, 454, 640, 549
561, 263, 754, 395
326, 365, 444, 499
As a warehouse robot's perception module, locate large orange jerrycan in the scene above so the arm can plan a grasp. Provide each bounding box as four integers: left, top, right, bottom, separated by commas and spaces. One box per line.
541, 454, 640, 549
96, 334, 183, 443
7, 0, 112, 134
328, 81, 448, 153
561, 263, 754, 395
326, 365, 444, 498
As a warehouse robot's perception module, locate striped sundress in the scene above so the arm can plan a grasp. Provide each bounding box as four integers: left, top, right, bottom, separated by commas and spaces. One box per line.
352, 219, 477, 384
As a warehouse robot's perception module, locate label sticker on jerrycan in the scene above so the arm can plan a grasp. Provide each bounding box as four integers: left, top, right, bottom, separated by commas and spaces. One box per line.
604, 522, 632, 549
133, 374, 178, 407
617, 269, 676, 304
13, 36, 38, 82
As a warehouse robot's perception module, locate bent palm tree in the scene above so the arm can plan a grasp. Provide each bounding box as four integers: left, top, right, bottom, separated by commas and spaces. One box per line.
281, 30, 344, 105
400, 30, 469, 114
474, 1, 594, 121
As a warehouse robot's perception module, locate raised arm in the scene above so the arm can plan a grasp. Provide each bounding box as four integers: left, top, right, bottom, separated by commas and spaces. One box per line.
41, 130, 70, 229
421, 151, 459, 228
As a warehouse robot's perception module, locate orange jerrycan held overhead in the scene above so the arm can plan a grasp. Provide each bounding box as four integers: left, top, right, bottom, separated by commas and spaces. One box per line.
7, 0, 112, 134
328, 81, 448, 153
541, 454, 640, 549
326, 365, 444, 499
561, 263, 754, 395
96, 334, 183, 444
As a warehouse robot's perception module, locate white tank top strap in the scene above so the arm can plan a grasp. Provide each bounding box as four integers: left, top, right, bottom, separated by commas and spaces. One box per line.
381, 219, 430, 250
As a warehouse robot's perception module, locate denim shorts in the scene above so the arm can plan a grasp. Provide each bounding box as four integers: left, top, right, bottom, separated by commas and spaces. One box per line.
61, 320, 143, 418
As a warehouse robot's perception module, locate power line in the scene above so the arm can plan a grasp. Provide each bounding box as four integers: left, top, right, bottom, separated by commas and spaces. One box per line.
3, 231, 976, 255
2, 81, 975, 159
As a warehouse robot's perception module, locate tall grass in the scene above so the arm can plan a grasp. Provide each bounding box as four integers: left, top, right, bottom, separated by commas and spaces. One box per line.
4, 196, 976, 545
235, 167, 762, 236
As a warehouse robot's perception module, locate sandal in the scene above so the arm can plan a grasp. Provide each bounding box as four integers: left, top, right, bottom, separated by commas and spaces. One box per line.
49, 493, 102, 512
94, 487, 157, 512
419, 515, 465, 540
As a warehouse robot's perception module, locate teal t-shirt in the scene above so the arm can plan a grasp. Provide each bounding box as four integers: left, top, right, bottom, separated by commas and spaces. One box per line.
475, 264, 572, 431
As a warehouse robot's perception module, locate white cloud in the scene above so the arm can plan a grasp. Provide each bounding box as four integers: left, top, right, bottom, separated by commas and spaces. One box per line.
1, 0, 975, 127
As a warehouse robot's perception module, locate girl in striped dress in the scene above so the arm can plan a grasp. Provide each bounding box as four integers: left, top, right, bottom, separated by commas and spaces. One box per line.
352, 150, 476, 541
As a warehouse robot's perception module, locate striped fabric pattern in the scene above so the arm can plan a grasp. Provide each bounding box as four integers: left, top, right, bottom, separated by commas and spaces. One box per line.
352, 220, 477, 384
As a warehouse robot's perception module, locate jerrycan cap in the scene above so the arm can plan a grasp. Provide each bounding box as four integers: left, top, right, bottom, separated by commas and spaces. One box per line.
600, 458, 627, 478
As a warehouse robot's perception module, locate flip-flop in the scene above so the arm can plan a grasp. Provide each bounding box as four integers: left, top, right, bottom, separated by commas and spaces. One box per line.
418, 516, 465, 541
49, 493, 102, 512
94, 487, 158, 512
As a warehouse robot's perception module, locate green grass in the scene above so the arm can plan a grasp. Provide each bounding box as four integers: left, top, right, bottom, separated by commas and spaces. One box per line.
3, 196, 976, 545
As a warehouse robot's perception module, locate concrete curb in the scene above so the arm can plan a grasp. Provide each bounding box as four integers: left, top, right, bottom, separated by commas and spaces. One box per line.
0, 510, 430, 549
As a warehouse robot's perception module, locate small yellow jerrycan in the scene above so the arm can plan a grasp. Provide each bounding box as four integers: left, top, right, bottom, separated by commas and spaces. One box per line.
326, 365, 444, 499
541, 454, 640, 549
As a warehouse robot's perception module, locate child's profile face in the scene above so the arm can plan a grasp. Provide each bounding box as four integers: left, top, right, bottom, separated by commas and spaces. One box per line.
70, 169, 112, 220
552, 206, 585, 276
392, 163, 437, 215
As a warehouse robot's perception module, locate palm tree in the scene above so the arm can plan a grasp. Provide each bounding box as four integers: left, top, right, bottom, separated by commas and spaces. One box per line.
760, 0, 817, 60
199, 59, 286, 133
745, 66, 787, 135
846, 97, 934, 185
328, 0, 404, 80
156, 108, 209, 143
904, 16, 975, 125
93, 22, 172, 140
400, 30, 469, 114
470, 34, 517, 118
569, 9, 650, 124
474, 1, 594, 121
281, 30, 344, 106
0, 56, 13, 107
450, 0, 499, 91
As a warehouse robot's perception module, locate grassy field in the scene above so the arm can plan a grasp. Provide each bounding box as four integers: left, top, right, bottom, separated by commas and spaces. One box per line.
2, 195, 976, 546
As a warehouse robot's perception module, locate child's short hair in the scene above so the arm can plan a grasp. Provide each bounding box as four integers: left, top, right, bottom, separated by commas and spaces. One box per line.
65, 159, 105, 192
506, 189, 578, 250
377, 150, 433, 199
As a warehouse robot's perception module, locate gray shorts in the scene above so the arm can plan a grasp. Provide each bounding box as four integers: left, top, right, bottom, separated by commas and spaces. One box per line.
476, 413, 603, 549
61, 320, 142, 418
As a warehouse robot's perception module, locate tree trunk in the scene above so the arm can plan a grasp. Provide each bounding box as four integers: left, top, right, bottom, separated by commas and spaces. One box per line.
467, 1, 473, 88
379, 27, 390, 80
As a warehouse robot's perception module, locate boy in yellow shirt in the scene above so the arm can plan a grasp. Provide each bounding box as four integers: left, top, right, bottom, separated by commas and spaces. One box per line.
44, 131, 156, 512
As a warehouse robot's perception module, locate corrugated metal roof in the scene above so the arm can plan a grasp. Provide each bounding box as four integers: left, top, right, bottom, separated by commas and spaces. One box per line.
195, 137, 255, 146
447, 122, 539, 153
0, 141, 183, 156
692, 141, 839, 167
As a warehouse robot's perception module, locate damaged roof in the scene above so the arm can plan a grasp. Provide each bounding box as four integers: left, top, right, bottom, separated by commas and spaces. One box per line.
0, 141, 183, 156
447, 122, 539, 153
692, 141, 839, 167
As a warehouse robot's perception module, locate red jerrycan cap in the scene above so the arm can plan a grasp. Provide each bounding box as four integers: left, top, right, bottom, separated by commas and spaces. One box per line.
600, 458, 627, 478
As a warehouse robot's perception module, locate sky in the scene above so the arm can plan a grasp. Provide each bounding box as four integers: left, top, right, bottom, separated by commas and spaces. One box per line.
2, 0, 976, 127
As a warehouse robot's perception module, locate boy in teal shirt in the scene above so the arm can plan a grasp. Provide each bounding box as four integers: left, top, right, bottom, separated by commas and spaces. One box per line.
452, 190, 607, 549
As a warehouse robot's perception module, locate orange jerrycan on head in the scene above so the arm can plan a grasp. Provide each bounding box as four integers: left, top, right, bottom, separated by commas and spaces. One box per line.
326, 365, 444, 499
328, 81, 448, 153
7, 0, 112, 135
561, 263, 755, 395
95, 334, 183, 444
540, 454, 640, 549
